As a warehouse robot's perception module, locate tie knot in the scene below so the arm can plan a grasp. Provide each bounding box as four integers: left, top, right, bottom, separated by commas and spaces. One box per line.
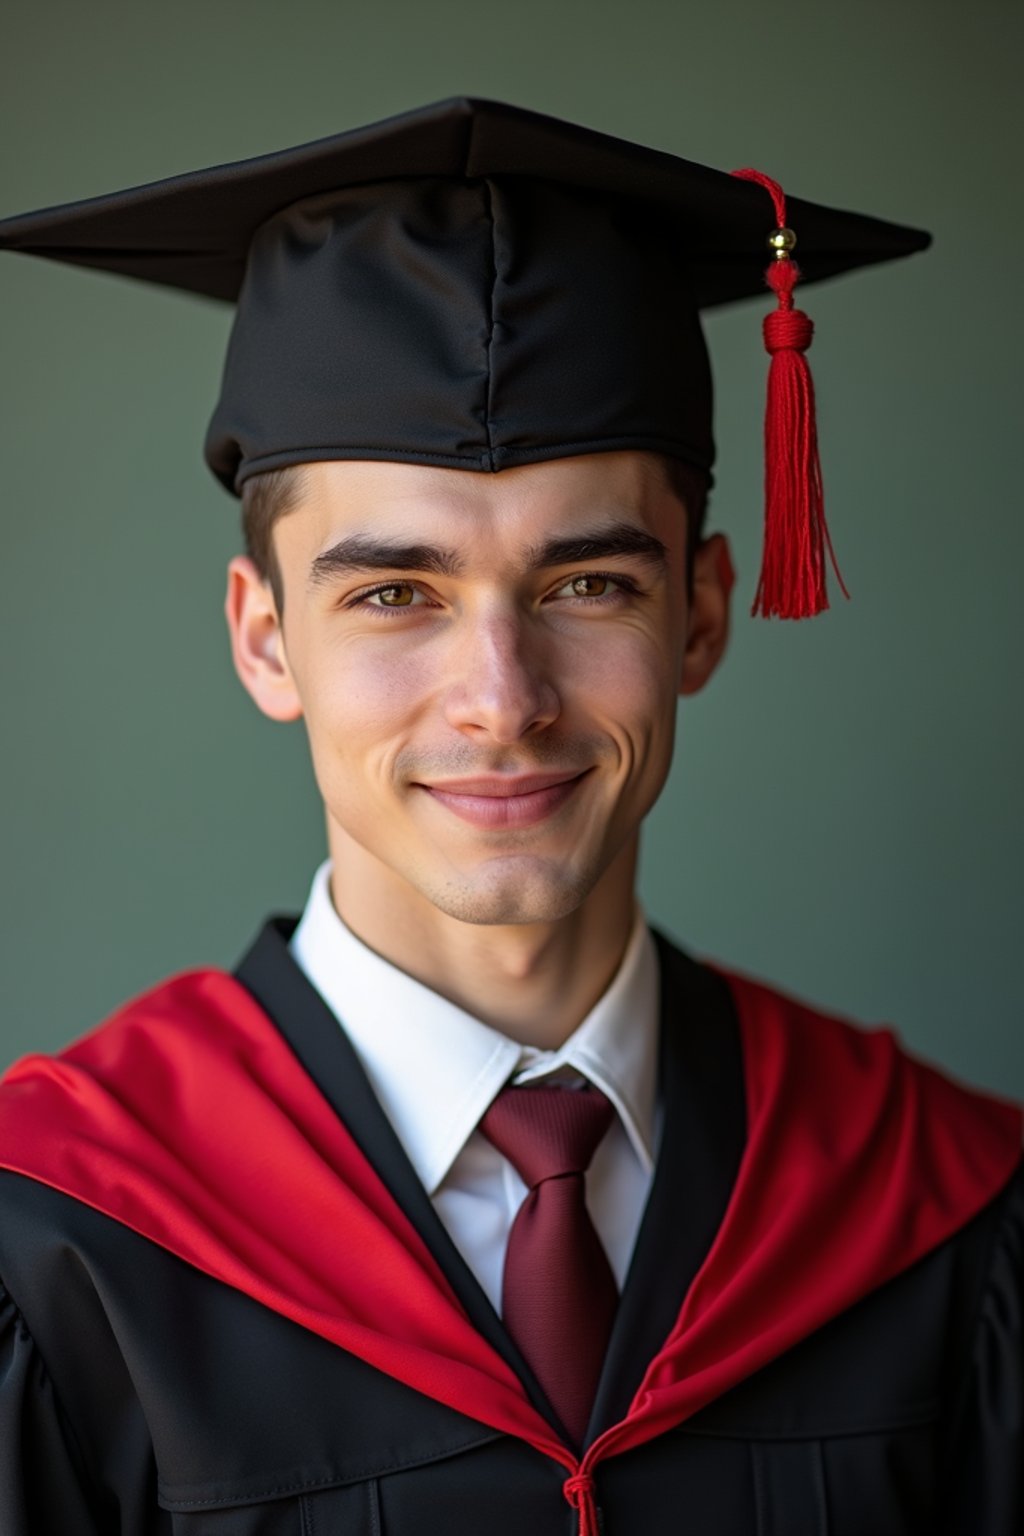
479, 1083, 614, 1189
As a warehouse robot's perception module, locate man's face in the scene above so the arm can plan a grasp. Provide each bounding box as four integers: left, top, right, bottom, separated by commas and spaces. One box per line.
227, 451, 729, 929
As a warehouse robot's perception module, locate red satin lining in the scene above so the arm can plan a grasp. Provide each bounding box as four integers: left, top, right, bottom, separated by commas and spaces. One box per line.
0, 964, 1019, 1506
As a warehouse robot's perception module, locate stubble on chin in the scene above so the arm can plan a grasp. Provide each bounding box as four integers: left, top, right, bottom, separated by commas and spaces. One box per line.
416, 856, 599, 928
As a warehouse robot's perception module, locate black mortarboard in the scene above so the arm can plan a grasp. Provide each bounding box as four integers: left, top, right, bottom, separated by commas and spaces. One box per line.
0, 97, 930, 616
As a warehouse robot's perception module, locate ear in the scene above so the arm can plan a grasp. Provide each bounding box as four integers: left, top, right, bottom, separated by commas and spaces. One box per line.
679, 533, 733, 697
224, 556, 303, 721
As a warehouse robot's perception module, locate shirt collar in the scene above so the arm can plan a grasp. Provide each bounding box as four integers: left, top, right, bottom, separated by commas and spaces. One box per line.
289, 860, 660, 1195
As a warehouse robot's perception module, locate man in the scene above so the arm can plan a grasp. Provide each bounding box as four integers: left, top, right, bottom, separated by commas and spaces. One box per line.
0, 98, 1020, 1535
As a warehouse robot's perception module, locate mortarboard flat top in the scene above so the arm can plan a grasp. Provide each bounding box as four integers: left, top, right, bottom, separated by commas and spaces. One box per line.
0, 97, 930, 495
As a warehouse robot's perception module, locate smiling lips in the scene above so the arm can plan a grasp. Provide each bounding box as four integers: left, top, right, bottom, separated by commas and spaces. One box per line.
419, 771, 589, 829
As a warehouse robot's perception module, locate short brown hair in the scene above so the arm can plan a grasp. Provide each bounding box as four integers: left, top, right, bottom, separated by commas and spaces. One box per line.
662, 456, 710, 583
240, 463, 311, 613
240, 454, 709, 612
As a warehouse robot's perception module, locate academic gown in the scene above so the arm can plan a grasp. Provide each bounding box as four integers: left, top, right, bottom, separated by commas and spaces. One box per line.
0, 920, 1021, 1536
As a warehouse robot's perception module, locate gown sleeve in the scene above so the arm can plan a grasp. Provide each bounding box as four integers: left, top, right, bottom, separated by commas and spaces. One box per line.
937, 1164, 1024, 1536
0, 1279, 104, 1535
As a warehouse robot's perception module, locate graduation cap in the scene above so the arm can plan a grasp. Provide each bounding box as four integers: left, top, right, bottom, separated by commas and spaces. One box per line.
0, 97, 930, 618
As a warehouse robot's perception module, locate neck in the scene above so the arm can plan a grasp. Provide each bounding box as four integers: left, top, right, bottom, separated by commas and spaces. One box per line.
326, 839, 640, 1050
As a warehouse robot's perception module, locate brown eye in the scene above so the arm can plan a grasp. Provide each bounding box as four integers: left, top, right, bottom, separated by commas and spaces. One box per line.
570, 575, 609, 597
374, 583, 416, 607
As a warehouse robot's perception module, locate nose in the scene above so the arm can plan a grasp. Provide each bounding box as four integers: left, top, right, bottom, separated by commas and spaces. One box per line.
442, 609, 560, 743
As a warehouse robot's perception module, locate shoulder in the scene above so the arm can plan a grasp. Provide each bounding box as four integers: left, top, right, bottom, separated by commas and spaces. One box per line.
0, 971, 229, 1273
701, 950, 1020, 1135
0, 963, 300, 1249
656, 929, 1023, 1237
0, 965, 275, 1104
0, 917, 306, 1109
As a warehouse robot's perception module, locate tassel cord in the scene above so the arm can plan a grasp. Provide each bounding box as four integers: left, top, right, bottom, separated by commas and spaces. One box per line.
732, 167, 849, 619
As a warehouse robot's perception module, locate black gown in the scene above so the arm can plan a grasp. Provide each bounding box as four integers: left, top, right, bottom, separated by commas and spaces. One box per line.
0, 920, 1021, 1535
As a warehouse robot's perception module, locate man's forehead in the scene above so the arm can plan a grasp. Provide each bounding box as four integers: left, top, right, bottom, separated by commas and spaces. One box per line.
294, 452, 685, 549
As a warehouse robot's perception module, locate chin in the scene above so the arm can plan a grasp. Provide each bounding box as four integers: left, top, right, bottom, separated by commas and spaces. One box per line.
419, 857, 599, 927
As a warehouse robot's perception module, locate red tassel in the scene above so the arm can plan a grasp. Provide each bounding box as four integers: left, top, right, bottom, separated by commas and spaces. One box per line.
731, 168, 849, 619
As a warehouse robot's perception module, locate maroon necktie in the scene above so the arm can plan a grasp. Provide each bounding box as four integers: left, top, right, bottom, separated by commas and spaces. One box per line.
480, 1082, 619, 1448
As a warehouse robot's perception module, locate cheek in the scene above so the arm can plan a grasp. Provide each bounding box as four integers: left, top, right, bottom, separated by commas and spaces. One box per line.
567, 626, 678, 726
297, 634, 441, 780
579, 634, 680, 808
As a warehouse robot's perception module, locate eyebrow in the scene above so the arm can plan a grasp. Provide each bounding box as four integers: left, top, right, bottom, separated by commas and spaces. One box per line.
309, 537, 465, 588
526, 523, 669, 569
308, 520, 669, 588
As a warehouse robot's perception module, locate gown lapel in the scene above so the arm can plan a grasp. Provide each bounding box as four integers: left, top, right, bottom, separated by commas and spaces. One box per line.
234, 916, 565, 1437
585, 933, 747, 1441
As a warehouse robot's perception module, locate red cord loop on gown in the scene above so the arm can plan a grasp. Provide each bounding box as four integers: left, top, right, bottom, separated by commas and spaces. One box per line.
563, 1471, 600, 1536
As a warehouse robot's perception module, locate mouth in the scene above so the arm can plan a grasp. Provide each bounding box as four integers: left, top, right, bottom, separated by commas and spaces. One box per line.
416, 770, 590, 829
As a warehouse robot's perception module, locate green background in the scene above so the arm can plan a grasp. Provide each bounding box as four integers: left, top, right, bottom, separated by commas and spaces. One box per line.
1, 0, 1021, 1095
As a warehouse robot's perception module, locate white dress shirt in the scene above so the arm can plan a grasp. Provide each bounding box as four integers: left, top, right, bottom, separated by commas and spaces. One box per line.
290, 861, 661, 1313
